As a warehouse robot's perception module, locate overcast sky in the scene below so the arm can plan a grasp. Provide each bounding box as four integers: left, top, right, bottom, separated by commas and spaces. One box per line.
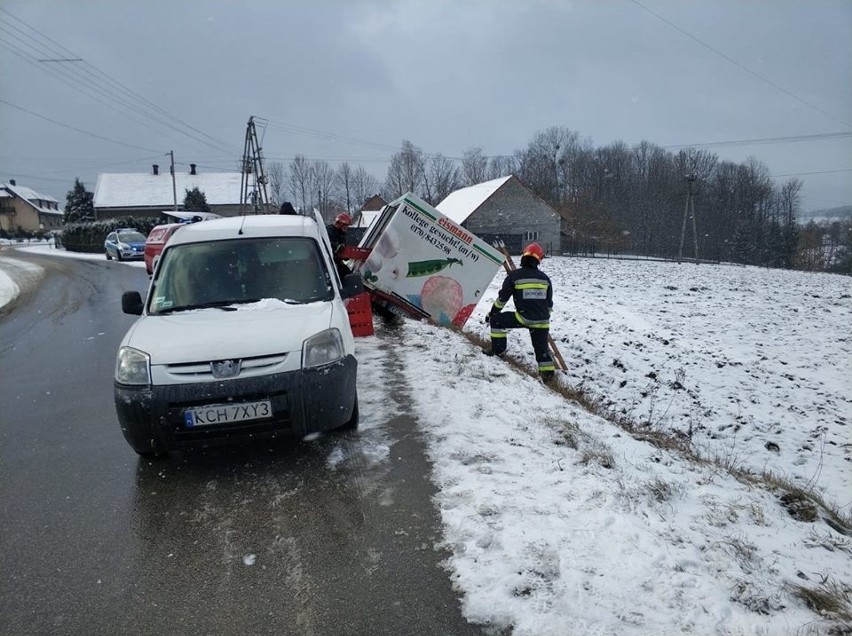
1, 0, 850, 213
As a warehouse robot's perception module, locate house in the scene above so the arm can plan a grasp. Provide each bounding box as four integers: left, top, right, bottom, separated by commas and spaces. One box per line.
353, 194, 387, 229
93, 164, 247, 220
347, 194, 387, 244
0, 180, 63, 234
436, 175, 561, 254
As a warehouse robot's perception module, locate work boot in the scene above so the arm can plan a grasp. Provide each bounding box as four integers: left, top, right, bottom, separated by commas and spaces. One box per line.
481, 348, 503, 357
541, 370, 555, 384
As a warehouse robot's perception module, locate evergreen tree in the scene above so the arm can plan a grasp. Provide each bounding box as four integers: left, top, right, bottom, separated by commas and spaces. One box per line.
183, 187, 210, 212
63, 178, 94, 224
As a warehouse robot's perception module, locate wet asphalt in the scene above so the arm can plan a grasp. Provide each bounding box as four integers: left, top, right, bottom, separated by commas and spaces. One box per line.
0, 250, 485, 636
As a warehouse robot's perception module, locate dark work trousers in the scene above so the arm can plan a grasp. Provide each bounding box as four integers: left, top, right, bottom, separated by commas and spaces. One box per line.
489, 311, 555, 375
334, 258, 352, 281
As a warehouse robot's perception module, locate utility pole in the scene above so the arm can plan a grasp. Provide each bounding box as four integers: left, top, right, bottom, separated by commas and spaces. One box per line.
239, 116, 271, 215
168, 150, 177, 211
678, 173, 699, 264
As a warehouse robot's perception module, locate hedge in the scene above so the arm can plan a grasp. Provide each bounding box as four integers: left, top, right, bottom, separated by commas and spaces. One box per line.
60, 217, 161, 253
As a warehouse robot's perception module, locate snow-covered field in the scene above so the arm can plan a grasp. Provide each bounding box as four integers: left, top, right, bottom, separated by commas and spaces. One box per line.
2, 245, 850, 633
468, 257, 851, 511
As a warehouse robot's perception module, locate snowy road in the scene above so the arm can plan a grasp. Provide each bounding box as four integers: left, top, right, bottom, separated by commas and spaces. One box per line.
0, 251, 481, 635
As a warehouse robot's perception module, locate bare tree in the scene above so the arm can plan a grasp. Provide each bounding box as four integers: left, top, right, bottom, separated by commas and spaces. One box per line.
313, 160, 336, 222
778, 178, 802, 227
336, 162, 354, 213
487, 155, 517, 180
267, 161, 286, 208
288, 155, 312, 212
461, 147, 488, 186
351, 166, 379, 223
518, 127, 583, 206
385, 140, 426, 199
423, 153, 460, 205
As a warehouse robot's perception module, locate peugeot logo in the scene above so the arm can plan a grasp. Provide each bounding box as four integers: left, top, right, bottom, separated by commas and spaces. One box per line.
211, 359, 242, 379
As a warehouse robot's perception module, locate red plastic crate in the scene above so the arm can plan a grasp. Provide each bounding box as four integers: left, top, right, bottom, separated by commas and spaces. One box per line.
345, 292, 374, 337
339, 246, 372, 260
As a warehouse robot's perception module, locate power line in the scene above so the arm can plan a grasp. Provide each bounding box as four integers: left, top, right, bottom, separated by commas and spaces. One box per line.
0, 7, 239, 156
770, 169, 852, 178
630, 0, 852, 129
663, 131, 852, 150
263, 118, 401, 152
0, 34, 200, 150
0, 172, 77, 184
0, 26, 179, 139
0, 98, 164, 152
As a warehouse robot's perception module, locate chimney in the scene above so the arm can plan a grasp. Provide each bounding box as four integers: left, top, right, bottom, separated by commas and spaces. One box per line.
9, 179, 15, 186
152, 164, 159, 176
190, 163, 197, 175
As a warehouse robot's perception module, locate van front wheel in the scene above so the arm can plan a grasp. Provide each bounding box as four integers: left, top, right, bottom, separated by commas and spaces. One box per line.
338, 396, 359, 431
121, 421, 167, 458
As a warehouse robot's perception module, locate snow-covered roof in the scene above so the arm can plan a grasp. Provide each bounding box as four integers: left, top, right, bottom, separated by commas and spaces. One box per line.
1, 182, 62, 215
162, 210, 221, 221
435, 175, 513, 225
353, 209, 381, 228
94, 172, 244, 208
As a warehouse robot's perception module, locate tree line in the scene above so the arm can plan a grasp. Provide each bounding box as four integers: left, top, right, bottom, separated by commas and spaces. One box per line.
61, 125, 850, 274
268, 126, 848, 274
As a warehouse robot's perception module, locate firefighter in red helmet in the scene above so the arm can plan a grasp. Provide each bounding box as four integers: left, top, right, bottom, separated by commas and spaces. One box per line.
483, 242, 556, 383
326, 213, 353, 279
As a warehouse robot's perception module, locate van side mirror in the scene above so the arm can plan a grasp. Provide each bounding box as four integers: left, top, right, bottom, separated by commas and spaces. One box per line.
122, 291, 144, 315
341, 273, 365, 299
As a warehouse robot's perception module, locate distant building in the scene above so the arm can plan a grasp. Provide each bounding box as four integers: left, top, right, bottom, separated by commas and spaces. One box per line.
0, 180, 63, 233
93, 163, 248, 220
353, 194, 387, 229
436, 175, 561, 255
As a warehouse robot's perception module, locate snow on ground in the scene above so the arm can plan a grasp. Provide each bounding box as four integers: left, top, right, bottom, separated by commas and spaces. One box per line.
4, 240, 145, 264
0, 241, 144, 309
466, 257, 852, 511
0, 252, 46, 312
399, 320, 850, 635
1, 245, 850, 633
0, 264, 19, 309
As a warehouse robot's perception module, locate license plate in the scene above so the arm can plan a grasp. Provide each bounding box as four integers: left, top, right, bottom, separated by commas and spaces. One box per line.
184, 400, 272, 427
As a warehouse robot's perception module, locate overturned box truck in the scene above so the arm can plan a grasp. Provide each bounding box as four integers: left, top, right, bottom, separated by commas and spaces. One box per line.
348, 193, 505, 328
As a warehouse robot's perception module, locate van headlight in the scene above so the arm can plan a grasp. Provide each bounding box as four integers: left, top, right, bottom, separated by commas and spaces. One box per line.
115, 346, 151, 385
302, 329, 344, 369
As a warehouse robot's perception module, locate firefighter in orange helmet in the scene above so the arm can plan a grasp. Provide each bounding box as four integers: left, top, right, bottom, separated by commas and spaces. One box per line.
483, 242, 556, 383
326, 213, 353, 279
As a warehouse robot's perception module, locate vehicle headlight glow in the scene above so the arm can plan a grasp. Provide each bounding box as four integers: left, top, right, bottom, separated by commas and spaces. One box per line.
302, 329, 344, 369
115, 346, 151, 385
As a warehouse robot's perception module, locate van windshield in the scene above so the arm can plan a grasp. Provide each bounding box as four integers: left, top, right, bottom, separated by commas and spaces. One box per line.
147, 237, 334, 315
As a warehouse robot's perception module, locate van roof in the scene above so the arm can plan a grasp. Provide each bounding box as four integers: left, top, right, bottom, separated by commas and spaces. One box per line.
167, 214, 321, 246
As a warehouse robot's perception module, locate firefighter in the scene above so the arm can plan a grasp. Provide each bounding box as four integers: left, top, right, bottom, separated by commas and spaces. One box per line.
483, 242, 556, 383
326, 212, 353, 279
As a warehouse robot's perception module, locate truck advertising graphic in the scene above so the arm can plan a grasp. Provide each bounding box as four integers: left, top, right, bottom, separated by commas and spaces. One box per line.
352, 193, 504, 327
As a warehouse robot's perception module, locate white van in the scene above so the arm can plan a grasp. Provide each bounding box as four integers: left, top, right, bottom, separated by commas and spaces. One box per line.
114, 212, 363, 457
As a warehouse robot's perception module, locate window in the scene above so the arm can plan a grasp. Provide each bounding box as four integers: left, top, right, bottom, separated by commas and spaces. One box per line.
524, 230, 539, 241
149, 237, 332, 314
